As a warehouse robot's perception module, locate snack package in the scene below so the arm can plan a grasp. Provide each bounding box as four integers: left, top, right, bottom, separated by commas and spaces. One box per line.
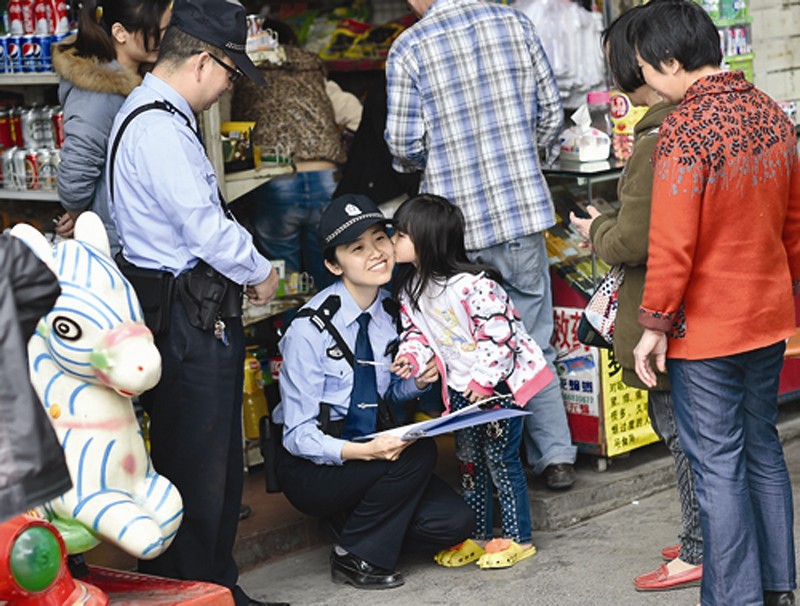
221, 121, 256, 173
609, 91, 648, 162
559, 105, 611, 162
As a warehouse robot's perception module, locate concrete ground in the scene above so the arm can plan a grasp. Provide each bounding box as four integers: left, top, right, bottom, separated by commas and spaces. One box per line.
239, 403, 800, 606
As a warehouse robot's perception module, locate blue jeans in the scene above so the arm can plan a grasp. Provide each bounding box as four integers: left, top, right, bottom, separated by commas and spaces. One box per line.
450, 389, 532, 543
247, 169, 336, 290
668, 341, 795, 605
468, 233, 576, 473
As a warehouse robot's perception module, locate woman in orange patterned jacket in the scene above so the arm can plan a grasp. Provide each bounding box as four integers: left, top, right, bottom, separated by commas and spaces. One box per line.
631, 2, 800, 605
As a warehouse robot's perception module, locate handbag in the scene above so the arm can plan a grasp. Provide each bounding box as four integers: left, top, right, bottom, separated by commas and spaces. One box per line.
577, 264, 625, 349
115, 253, 174, 336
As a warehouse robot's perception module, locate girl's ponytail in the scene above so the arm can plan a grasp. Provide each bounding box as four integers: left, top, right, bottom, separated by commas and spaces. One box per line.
75, 0, 116, 62
72, 0, 171, 62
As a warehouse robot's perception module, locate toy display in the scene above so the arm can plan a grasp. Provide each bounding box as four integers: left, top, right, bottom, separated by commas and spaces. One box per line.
0, 212, 233, 604
11, 212, 182, 559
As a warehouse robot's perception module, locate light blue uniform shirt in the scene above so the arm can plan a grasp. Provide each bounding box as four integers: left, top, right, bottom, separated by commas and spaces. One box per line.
273, 281, 426, 466
107, 73, 271, 285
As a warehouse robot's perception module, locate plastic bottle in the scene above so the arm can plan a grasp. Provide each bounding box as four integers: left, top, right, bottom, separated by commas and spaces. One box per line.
243, 349, 268, 441
587, 90, 613, 138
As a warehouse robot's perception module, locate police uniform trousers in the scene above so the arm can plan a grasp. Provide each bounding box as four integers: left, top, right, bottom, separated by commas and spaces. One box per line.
277, 436, 474, 570
138, 300, 246, 601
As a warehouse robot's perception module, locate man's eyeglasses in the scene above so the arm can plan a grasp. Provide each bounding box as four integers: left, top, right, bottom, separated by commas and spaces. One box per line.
205, 52, 244, 83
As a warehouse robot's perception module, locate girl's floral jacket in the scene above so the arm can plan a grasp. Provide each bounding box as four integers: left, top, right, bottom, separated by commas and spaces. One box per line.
397, 272, 554, 413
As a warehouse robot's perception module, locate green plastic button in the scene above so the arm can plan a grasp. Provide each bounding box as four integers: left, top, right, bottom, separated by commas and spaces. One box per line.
10, 526, 62, 592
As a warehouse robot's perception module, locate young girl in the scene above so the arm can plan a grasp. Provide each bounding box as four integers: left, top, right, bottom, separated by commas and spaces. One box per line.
390, 194, 554, 569
53, 0, 171, 256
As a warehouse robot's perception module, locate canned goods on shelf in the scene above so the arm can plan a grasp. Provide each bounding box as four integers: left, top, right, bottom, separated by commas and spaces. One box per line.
20, 33, 39, 73
36, 147, 54, 190
23, 147, 40, 190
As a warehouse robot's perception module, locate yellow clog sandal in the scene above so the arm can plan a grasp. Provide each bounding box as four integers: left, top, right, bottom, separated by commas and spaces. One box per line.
434, 539, 486, 567
477, 538, 537, 569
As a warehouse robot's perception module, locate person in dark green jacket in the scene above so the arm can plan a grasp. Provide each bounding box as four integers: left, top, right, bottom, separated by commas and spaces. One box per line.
569, 6, 703, 594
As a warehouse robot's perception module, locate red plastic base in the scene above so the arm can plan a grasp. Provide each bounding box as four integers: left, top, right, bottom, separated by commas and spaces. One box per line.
84, 566, 234, 606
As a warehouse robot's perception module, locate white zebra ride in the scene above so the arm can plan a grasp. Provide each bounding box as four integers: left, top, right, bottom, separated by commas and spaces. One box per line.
11, 212, 183, 560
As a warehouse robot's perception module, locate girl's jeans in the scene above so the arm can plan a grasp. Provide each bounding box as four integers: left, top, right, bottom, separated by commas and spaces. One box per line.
450, 388, 533, 543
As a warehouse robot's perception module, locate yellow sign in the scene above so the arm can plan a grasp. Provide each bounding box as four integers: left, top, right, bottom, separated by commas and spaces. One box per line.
600, 349, 659, 456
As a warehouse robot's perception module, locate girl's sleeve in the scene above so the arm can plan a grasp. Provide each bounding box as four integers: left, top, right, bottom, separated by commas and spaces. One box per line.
396, 305, 433, 378
465, 278, 518, 396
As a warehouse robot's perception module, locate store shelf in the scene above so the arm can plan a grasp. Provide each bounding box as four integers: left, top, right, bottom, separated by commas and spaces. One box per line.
543, 157, 624, 187
0, 188, 59, 202
0, 72, 59, 86
225, 163, 295, 201
242, 294, 310, 327
242, 294, 311, 326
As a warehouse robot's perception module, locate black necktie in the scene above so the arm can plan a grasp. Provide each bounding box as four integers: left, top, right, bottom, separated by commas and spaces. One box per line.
342, 313, 378, 439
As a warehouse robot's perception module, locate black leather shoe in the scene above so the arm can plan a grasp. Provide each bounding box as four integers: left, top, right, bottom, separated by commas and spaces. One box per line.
330, 549, 404, 590
545, 463, 576, 490
765, 591, 796, 606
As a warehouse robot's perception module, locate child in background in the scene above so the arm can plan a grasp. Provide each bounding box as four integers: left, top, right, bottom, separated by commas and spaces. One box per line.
390, 194, 554, 569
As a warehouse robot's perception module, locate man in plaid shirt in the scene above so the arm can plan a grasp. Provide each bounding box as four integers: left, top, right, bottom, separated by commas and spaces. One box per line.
385, 0, 576, 490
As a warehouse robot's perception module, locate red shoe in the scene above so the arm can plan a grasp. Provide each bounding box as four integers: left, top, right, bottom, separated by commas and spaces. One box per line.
661, 543, 681, 560
634, 563, 703, 591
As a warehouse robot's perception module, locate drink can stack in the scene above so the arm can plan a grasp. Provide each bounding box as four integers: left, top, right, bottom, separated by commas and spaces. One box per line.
1, 0, 70, 73
0, 104, 63, 190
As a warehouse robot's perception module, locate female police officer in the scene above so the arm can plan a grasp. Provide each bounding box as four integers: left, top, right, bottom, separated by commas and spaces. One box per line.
272, 194, 474, 590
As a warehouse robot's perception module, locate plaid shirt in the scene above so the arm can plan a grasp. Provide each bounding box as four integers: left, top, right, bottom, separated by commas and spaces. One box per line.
385, 0, 563, 250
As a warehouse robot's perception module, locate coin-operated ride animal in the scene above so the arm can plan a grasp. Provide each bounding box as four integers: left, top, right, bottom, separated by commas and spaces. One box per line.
11, 212, 182, 560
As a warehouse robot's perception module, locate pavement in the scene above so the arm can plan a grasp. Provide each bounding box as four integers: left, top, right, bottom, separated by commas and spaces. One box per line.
239, 400, 800, 606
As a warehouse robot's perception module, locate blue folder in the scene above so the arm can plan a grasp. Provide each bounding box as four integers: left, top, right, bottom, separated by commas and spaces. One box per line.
356, 402, 531, 441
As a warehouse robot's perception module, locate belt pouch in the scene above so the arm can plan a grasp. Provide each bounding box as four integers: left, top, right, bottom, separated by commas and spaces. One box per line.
176, 262, 230, 331
115, 254, 174, 335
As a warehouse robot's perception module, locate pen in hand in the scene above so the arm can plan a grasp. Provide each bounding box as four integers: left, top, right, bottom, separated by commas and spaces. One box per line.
356, 359, 388, 366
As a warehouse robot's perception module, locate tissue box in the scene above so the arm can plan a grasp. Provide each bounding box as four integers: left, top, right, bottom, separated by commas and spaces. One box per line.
559, 127, 611, 162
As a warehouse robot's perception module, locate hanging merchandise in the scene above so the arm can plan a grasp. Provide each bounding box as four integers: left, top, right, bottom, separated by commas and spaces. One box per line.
513, 0, 606, 108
